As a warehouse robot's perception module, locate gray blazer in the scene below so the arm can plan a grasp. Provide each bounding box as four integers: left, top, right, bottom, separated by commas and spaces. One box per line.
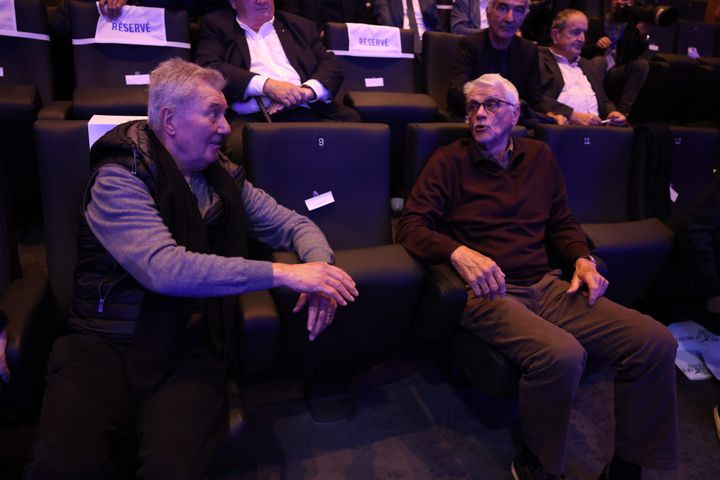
450, 0, 485, 36
538, 48, 618, 119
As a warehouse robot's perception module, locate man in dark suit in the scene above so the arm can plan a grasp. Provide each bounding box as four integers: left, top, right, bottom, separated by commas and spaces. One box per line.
540, 9, 626, 126
195, 0, 359, 123
447, 0, 555, 123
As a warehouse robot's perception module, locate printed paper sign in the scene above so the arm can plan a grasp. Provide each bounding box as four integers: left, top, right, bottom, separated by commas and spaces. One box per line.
305, 191, 335, 211
125, 73, 150, 85
88, 114, 147, 148
668, 321, 720, 380
94, 3, 167, 47
0, 0, 17, 33
347, 23, 402, 55
365, 77, 384, 88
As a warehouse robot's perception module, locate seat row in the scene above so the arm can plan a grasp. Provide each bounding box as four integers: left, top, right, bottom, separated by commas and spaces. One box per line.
1, 120, 717, 425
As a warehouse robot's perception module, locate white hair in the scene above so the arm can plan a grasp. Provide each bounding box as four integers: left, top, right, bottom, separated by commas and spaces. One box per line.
463, 73, 520, 107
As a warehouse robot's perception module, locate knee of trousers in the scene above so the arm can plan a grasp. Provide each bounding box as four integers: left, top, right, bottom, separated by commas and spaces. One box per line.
525, 337, 587, 385
628, 58, 650, 77
637, 317, 678, 365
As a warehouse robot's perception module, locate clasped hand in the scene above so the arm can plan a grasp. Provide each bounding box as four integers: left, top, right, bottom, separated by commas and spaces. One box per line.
450, 246, 506, 300
263, 79, 316, 114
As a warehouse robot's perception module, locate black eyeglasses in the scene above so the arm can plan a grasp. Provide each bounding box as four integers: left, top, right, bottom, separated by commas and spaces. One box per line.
465, 98, 515, 114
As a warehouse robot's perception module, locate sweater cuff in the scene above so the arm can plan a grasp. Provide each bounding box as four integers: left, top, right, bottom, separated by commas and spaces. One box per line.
564, 241, 592, 267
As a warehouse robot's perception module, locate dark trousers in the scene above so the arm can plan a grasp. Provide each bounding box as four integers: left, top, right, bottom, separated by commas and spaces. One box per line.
461, 270, 678, 475
591, 56, 650, 116
25, 333, 228, 480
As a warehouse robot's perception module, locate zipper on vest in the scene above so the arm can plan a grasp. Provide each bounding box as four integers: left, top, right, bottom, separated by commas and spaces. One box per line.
96, 275, 124, 314
131, 147, 138, 175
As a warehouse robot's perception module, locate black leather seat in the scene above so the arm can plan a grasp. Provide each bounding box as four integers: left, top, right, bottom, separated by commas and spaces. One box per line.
422, 31, 462, 121
535, 124, 673, 306
674, 19, 719, 57
324, 22, 438, 195
242, 122, 424, 404
68, 1, 191, 119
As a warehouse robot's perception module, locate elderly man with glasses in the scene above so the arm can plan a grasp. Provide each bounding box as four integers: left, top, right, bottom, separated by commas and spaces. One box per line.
398, 73, 678, 480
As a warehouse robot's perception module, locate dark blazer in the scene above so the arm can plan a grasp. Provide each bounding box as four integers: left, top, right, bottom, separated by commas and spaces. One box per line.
447, 29, 551, 118
373, 0, 439, 31
196, 9, 346, 118
539, 48, 617, 118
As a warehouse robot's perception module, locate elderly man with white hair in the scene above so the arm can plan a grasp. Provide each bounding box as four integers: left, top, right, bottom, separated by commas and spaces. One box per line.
26, 58, 357, 480
398, 73, 678, 480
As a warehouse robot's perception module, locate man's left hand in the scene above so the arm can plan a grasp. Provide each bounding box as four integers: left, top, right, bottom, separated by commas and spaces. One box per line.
0, 329, 10, 383
293, 292, 337, 341
606, 111, 627, 126
566, 258, 609, 306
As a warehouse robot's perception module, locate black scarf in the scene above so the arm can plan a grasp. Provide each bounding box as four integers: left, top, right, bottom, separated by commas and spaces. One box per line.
124, 132, 247, 407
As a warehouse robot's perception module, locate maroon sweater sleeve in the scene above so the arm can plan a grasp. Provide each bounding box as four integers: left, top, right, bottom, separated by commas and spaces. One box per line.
397, 148, 464, 263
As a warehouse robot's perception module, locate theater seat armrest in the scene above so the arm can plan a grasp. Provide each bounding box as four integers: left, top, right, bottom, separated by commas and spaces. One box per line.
237, 289, 279, 376
415, 263, 467, 343
0, 277, 52, 372
37, 101, 72, 120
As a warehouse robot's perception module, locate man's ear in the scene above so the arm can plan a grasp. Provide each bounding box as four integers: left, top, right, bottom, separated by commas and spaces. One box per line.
160, 106, 176, 136
550, 28, 559, 45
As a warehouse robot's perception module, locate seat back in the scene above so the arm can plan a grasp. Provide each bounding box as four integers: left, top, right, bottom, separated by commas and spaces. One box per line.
324, 22, 416, 102
648, 24, 677, 54
243, 122, 392, 250
675, 20, 719, 57
0, 0, 53, 106
70, 1, 191, 88
422, 31, 462, 112
34, 120, 90, 320
0, 140, 21, 291
534, 125, 635, 223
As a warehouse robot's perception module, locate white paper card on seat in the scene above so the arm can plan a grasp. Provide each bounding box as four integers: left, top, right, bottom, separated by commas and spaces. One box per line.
365, 77, 384, 88
648, 43, 659, 52
346, 23, 402, 56
305, 191, 334, 211
669, 183, 678, 203
94, 3, 167, 46
88, 114, 147, 148
0, 67, 4, 78
0, 0, 17, 33
125, 73, 150, 85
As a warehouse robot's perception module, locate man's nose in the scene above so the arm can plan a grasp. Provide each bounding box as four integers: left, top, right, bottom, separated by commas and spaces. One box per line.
218, 115, 231, 136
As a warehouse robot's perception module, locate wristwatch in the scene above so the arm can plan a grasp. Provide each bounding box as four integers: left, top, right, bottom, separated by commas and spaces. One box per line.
577, 254, 597, 265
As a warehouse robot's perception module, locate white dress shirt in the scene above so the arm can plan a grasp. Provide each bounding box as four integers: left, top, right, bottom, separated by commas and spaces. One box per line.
479, 0, 488, 30
232, 17, 331, 114
551, 49, 599, 116
402, 0, 427, 36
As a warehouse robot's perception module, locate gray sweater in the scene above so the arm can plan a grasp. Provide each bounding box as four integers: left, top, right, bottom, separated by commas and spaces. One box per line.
85, 163, 334, 298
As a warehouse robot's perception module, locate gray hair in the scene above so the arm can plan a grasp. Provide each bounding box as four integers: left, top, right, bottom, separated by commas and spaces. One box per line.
148, 58, 226, 132
463, 73, 520, 107
487, 0, 529, 12
551, 9, 586, 32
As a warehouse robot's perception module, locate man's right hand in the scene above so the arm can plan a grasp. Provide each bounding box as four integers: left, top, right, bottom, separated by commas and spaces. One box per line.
0, 329, 10, 383
570, 111, 602, 126
272, 262, 358, 306
450, 246, 506, 300
263, 79, 307, 108
596, 36, 612, 49
98, 0, 126, 20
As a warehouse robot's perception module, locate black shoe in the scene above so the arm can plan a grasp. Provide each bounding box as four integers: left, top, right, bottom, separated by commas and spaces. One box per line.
511, 447, 566, 480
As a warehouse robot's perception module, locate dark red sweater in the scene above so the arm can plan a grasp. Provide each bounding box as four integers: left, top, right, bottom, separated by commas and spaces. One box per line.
397, 137, 590, 284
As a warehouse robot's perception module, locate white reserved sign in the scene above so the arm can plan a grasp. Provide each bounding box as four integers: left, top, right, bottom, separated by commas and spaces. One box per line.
0, 0, 17, 33
345, 23, 405, 58
95, 3, 167, 46
88, 114, 147, 148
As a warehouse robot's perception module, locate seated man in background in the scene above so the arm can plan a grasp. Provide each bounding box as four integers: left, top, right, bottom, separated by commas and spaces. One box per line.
373, 0, 440, 54
398, 73, 678, 480
447, 0, 555, 124
196, 0, 359, 123
450, 0, 488, 35
540, 9, 627, 126
26, 58, 358, 479
582, 0, 650, 116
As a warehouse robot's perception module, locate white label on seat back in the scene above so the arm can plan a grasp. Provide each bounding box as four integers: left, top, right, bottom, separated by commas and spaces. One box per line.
0, 0, 17, 33
669, 184, 678, 203
88, 114, 147, 148
305, 191, 335, 211
0, 67, 4, 77
93, 3, 169, 47
365, 77, 384, 88
125, 73, 150, 85
346, 23, 402, 56
649, 44, 659, 52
